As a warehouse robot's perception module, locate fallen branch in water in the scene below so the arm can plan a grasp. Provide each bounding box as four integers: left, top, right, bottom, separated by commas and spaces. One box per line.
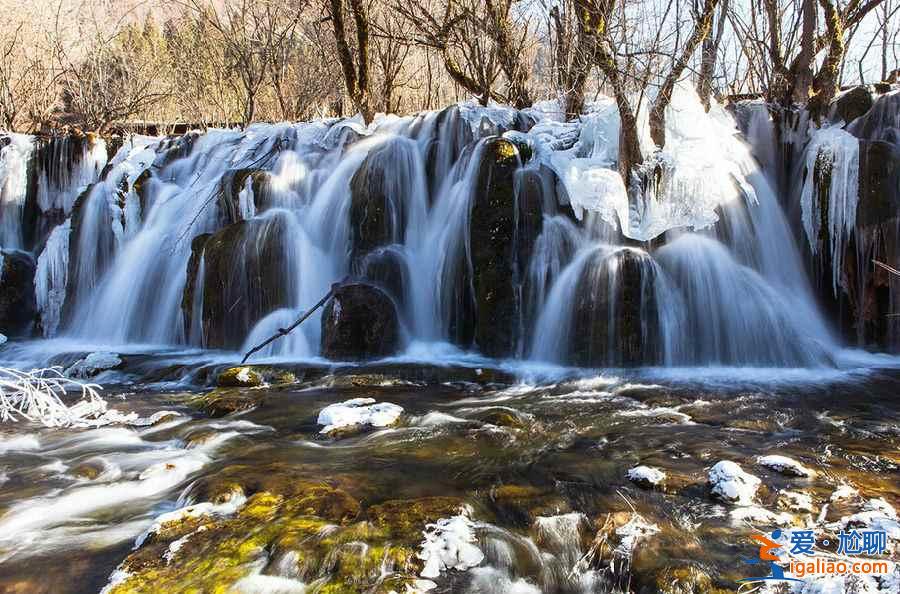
874, 261, 900, 318
0, 367, 107, 428
873, 260, 900, 277
241, 279, 346, 364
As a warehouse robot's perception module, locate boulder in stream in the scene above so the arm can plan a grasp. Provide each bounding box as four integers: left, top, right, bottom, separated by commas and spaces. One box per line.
0, 250, 37, 336
320, 282, 400, 361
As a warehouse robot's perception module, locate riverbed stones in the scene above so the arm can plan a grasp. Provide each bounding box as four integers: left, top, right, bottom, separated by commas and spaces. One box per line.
64, 351, 123, 378
320, 282, 400, 361
0, 250, 36, 336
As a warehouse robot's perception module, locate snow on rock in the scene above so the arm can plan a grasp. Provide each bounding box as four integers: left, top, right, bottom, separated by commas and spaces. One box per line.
832, 498, 900, 542
708, 461, 761, 505
729, 506, 794, 526
317, 398, 403, 434
831, 484, 860, 502
0, 334, 6, 346
418, 511, 484, 579
65, 352, 123, 379
777, 490, 815, 513
758, 455, 816, 478
614, 514, 660, 557
626, 465, 666, 488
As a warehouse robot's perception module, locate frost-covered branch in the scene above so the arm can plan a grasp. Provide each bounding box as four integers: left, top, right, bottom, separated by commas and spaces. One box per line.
0, 367, 110, 428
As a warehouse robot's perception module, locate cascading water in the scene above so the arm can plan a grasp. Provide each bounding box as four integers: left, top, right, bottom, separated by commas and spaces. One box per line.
2, 85, 890, 366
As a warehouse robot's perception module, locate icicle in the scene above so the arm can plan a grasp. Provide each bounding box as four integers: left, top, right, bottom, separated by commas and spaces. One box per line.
799, 127, 860, 296
34, 220, 71, 337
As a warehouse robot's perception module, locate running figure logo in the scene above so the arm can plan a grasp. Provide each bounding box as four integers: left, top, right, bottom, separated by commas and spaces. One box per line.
738, 529, 803, 584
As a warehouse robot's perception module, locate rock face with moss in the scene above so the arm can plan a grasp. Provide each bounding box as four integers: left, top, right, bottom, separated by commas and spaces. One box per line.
182, 216, 294, 349
321, 282, 400, 361
104, 467, 465, 594
0, 250, 37, 336
465, 137, 542, 357
570, 249, 660, 366
219, 168, 274, 224
349, 138, 420, 269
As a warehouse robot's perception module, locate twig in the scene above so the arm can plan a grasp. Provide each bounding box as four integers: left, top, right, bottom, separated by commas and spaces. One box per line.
873, 259, 900, 277
240, 278, 347, 364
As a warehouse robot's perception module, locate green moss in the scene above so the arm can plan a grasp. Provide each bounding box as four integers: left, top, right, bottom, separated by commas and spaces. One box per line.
216, 366, 264, 388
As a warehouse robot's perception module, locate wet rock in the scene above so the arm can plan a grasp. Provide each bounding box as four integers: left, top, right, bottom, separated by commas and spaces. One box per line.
180, 232, 210, 341
320, 282, 400, 361
196, 388, 263, 418
0, 250, 37, 336
219, 168, 273, 224
487, 484, 570, 528
777, 490, 814, 513
367, 496, 464, 541
468, 137, 542, 357
349, 138, 416, 268
708, 461, 760, 505
642, 566, 735, 594
480, 409, 528, 429
834, 86, 874, 124
356, 246, 407, 308
327, 363, 516, 386
570, 248, 661, 366
185, 217, 293, 349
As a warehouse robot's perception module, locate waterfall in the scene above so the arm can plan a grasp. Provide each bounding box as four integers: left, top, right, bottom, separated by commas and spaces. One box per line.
2, 87, 893, 365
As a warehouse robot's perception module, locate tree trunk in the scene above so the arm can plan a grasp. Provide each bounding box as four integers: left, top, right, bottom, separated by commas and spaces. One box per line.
328, 0, 373, 123
697, 0, 729, 110
648, 0, 719, 147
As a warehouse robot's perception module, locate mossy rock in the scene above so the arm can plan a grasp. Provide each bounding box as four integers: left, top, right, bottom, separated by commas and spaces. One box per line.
216, 366, 265, 388
195, 388, 264, 418
639, 566, 737, 594
480, 409, 528, 429
467, 137, 542, 357
367, 496, 464, 541
487, 484, 570, 528
107, 485, 449, 594
834, 86, 874, 124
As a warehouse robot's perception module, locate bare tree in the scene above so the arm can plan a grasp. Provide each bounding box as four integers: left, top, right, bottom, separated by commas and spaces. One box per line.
326, 0, 374, 122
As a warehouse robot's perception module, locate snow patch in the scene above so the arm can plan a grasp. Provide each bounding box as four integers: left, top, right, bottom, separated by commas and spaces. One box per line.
317, 398, 403, 434
626, 465, 666, 487
708, 460, 761, 505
